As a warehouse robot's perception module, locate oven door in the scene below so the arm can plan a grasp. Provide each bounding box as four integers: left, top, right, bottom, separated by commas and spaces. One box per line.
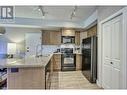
61, 54, 76, 71
64, 57, 74, 64
62, 53, 75, 64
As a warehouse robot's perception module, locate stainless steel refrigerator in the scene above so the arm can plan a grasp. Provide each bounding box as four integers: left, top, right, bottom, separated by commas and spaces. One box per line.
82, 36, 97, 83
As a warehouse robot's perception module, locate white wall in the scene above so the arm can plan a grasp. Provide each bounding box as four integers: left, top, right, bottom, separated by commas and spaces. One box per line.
42, 45, 59, 55
83, 10, 98, 28
0, 27, 41, 56
97, 6, 124, 22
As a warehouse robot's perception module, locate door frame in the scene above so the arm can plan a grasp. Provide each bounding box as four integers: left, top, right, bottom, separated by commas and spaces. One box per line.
97, 7, 127, 88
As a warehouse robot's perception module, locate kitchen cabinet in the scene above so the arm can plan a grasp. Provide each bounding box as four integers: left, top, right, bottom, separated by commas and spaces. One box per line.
62, 29, 75, 36
7, 67, 45, 89
76, 54, 82, 70
42, 31, 51, 45
50, 31, 61, 45
42, 31, 61, 45
75, 31, 80, 45
45, 60, 53, 89
87, 25, 97, 37
102, 15, 122, 89
53, 54, 61, 71
7, 55, 54, 89
80, 31, 87, 44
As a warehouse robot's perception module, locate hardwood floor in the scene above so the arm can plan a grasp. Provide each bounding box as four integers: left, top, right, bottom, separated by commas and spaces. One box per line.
50, 71, 100, 89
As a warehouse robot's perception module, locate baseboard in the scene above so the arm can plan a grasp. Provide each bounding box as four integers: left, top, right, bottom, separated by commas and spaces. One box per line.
96, 79, 102, 88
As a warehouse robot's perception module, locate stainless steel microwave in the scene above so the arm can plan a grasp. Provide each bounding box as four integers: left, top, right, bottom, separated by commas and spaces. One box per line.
62, 36, 75, 44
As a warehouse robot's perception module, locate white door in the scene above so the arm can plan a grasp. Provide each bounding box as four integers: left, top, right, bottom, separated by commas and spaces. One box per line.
102, 20, 112, 89
25, 33, 42, 57
102, 15, 122, 89
111, 15, 121, 89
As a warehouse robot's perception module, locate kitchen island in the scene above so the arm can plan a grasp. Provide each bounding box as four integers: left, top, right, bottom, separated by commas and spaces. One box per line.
0, 52, 82, 89
0, 54, 53, 89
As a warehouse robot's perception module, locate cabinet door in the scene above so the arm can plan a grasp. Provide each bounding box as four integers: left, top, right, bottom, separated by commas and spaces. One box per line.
42, 31, 50, 45
102, 20, 112, 89
50, 31, 61, 45
111, 15, 122, 89
76, 54, 82, 70
87, 25, 97, 37
75, 31, 80, 45
53, 54, 61, 71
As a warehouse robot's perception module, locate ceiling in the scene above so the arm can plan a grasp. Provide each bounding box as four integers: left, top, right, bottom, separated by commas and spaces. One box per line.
15, 6, 97, 22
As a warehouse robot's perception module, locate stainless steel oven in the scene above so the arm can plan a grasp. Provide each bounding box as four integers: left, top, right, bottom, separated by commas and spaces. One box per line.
64, 57, 74, 64
61, 48, 76, 71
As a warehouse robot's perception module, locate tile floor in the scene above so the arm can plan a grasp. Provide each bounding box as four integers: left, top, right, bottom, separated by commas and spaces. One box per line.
50, 71, 100, 89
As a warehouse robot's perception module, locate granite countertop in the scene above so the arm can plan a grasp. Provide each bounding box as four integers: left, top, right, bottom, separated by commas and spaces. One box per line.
54, 52, 82, 55
0, 52, 82, 68
53, 52, 63, 54
73, 53, 82, 54
0, 54, 53, 68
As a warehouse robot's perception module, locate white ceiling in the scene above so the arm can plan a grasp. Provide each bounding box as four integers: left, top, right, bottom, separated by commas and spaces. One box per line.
15, 6, 97, 22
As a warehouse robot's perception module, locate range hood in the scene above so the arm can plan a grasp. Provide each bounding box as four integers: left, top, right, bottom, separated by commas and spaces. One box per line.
0, 27, 6, 35
62, 29, 75, 36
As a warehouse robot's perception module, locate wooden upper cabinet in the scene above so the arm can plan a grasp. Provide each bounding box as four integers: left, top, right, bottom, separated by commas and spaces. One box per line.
42, 31, 51, 45
42, 31, 61, 45
87, 25, 97, 37
75, 31, 80, 45
50, 31, 61, 45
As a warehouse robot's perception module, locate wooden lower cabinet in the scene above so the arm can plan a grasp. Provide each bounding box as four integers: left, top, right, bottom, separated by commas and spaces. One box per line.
45, 60, 53, 89
53, 54, 61, 71
7, 67, 45, 89
76, 54, 82, 70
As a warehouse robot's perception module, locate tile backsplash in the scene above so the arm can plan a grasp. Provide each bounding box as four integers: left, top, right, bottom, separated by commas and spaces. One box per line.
41, 44, 81, 54
41, 45, 59, 55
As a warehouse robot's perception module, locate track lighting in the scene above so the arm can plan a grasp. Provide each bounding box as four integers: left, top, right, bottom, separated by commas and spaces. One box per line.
70, 6, 77, 19
38, 6, 46, 19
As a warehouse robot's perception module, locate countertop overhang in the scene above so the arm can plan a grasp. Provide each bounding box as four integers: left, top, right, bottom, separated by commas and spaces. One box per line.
0, 54, 53, 68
